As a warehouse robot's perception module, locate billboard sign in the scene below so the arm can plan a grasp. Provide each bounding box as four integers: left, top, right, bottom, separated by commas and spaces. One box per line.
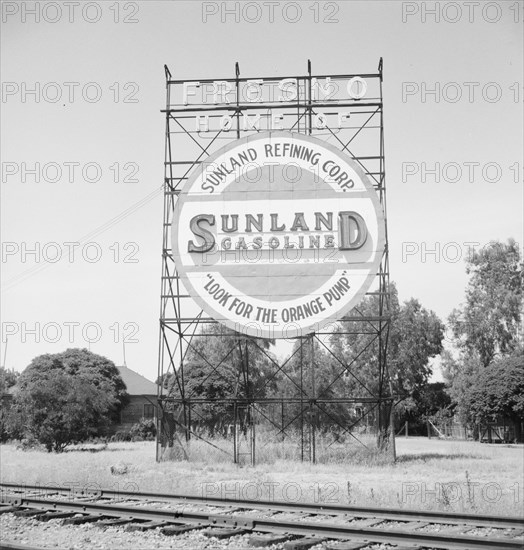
172, 131, 385, 338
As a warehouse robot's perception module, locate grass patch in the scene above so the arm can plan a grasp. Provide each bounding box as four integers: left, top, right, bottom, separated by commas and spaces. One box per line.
159, 431, 390, 466
1, 437, 522, 517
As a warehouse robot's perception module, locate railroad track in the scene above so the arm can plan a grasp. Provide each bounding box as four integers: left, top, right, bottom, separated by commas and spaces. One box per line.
1, 482, 523, 550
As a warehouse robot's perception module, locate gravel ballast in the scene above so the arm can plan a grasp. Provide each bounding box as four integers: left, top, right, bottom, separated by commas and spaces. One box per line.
0, 513, 405, 549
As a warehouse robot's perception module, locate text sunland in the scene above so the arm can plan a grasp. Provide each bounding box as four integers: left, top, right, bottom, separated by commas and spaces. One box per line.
188, 211, 368, 253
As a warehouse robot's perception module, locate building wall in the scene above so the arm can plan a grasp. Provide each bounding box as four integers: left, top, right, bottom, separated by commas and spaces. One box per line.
110, 395, 157, 434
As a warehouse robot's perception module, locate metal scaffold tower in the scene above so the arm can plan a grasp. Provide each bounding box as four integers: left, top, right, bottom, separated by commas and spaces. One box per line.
156, 60, 393, 464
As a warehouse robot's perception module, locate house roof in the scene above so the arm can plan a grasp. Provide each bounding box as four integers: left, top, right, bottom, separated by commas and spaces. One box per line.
117, 365, 157, 396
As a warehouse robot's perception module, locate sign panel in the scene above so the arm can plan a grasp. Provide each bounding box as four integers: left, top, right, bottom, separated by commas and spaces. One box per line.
172, 131, 385, 338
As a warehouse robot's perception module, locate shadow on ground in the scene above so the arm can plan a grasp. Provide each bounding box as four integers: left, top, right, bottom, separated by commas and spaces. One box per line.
64, 446, 118, 453
396, 452, 486, 463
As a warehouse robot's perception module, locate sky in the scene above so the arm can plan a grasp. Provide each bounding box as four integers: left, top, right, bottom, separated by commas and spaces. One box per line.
1, 0, 523, 383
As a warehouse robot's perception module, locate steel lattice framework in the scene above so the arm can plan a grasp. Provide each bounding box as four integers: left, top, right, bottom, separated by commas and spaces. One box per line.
156, 60, 393, 464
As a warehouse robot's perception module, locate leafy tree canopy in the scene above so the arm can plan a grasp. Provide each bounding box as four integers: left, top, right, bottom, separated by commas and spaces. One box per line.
14, 348, 128, 452
444, 239, 523, 428
167, 325, 276, 429
0, 367, 19, 395
395, 382, 453, 433
449, 239, 523, 367
273, 337, 355, 429
469, 353, 524, 424
330, 283, 444, 399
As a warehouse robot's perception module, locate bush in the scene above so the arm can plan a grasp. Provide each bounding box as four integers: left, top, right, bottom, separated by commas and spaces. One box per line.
110, 431, 132, 442
0, 406, 12, 443
16, 436, 42, 451
469, 355, 524, 442
0, 403, 25, 443
86, 435, 109, 445
14, 349, 128, 452
129, 418, 157, 441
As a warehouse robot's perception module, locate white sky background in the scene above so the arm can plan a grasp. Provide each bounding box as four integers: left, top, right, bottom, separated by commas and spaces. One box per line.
1, 0, 523, 382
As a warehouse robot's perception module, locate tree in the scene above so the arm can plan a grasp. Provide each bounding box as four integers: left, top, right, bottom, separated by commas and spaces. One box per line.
444, 351, 483, 425
396, 382, 453, 435
445, 239, 523, 428
0, 367, 19, 395
449, 239, 523, 368
330, 283, 445, 399
415, 382, 452, 418
272, 337, 355, 432
167, 324, 276, 432
468, 354, 524, 436
390, 298, 445, 395
0, 367, 20, 442
440, 349, 460, 386
13, 349, 128, 452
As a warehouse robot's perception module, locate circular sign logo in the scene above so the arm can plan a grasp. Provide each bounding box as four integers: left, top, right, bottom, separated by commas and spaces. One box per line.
172, 131, 385, 339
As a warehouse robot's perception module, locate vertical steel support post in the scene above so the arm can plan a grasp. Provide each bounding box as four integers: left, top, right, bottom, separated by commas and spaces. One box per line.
310, 335, 316, 464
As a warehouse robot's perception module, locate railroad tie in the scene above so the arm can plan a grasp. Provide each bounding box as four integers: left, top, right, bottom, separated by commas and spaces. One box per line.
23, 491, 59, 499
283, 537, 327, 550
34, 511, 76, 522
389, 521, 429, 531
0, 506, 21, 515
248, 533, 296, 547
97, 517, 135, 527
161, 523, 205, 536
126, 520, 173, 532
444, 523, 470, 534
349, 518, 384, 528
13, 509, 46, 518
62, 514, 105, 525
505, 528, 524, 538
324, 541, 370, 550
203, 527, 249, 539
72, 495, 103, 502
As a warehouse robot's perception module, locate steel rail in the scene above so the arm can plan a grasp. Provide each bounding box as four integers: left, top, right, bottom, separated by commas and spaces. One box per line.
1, 493, 523, 550
1, 482, 522, 530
